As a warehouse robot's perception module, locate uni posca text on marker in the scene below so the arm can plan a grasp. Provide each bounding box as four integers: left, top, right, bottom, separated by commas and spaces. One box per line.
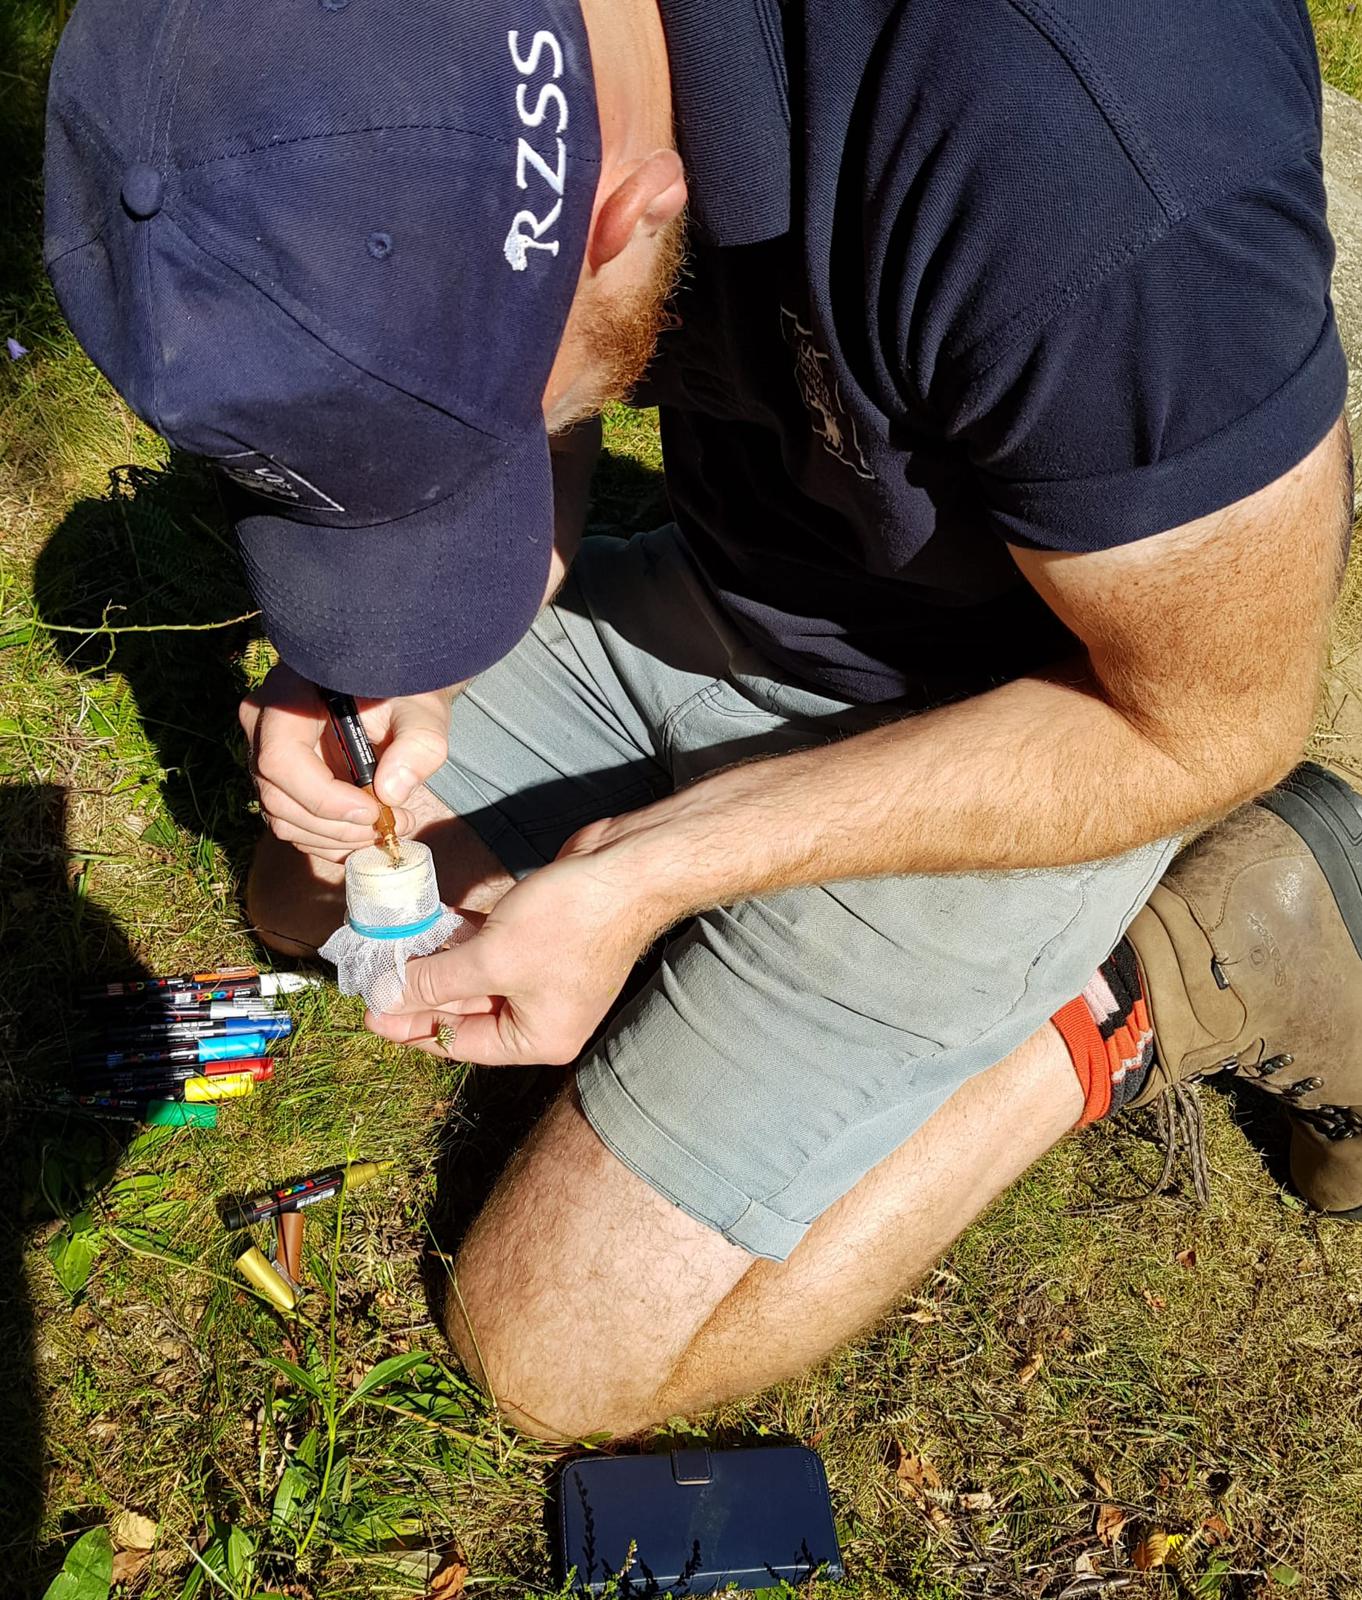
103, 983, 285, 1007
72, 1100, 220, 1128
94, 1002, 283, 1026
60, 1070, 259, 1107
64, 1060, 275, 1094
222, 1160, 395, 1231
81, 969, 319, 999
74, 1035, 274, 1068
101, 1016, 294, 1042
81, 967, 259, 998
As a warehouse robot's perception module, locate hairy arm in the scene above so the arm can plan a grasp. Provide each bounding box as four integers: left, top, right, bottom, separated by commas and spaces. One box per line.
372, 421, 1351, 1063
572, 419, 1352, 924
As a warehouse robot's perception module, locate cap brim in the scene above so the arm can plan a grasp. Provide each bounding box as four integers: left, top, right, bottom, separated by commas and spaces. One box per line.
235, 429, 554, 697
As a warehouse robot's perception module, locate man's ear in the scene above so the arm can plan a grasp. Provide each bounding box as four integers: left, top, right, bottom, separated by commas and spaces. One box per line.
587, 149, 687, 272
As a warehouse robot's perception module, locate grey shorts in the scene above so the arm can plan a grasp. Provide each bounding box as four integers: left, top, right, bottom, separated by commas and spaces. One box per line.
427, 527, 1177, 1261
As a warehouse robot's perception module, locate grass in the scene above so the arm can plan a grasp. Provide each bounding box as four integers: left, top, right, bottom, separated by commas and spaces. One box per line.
3, 2, 1362, 1597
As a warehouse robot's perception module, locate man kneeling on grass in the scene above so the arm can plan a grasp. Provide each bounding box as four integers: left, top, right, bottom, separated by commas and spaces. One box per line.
47, 0, 1362, 1438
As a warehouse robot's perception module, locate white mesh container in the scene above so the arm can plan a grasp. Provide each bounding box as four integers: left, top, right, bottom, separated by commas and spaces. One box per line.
319, 840, 469, 1014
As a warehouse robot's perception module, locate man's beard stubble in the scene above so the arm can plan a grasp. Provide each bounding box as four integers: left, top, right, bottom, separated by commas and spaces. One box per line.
548, 214, 687, 435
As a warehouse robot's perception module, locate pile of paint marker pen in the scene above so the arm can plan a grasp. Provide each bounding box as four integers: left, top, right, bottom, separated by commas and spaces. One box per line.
63, 965, 320, 1129
224, 1159, 394, 1312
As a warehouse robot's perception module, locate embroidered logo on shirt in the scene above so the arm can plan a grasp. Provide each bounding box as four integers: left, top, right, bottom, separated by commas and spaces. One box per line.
779, 306, 874, 481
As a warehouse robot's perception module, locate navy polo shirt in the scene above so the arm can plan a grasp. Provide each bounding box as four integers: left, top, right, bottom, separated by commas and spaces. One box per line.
641, 0, 1348, 705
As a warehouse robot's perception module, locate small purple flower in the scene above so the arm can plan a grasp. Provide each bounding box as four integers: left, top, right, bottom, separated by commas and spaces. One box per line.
6, 338, 29, 361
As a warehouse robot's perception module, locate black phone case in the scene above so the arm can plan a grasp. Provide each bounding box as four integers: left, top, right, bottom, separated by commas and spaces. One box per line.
556, 1446, 844, 1595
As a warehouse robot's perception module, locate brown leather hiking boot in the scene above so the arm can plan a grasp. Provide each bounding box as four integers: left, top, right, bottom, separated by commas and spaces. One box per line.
1123, 763, 1362, 1215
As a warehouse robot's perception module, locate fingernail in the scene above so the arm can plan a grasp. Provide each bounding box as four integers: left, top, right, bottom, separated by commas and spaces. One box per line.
345, 807, 372, 824
389, 765, 417, 803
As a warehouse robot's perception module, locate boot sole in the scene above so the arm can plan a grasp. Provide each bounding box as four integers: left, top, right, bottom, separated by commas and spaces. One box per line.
1258, 761, 1362, 963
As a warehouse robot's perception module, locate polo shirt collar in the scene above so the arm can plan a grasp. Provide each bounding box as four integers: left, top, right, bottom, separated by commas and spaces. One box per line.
656, 0, 791, 246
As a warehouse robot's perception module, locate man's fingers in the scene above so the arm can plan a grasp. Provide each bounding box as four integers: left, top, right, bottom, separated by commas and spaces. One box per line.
255, 779, 377, 844
365, 1007, 443, 1044
427, 1011, 526, 1066
363, 997, 496, 1048
262, 820, 361, 861
371, 697, 450, 807
364, 1005, 533, 1067
255, 714, 381, 825
390, 942, 499, 1014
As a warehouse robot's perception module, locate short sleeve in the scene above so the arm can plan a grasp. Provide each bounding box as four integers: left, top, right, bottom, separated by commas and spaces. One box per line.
944, 156, 1348, 552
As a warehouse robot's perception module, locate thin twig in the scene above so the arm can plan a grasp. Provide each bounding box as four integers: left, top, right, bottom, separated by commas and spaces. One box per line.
20, 608, 261, 636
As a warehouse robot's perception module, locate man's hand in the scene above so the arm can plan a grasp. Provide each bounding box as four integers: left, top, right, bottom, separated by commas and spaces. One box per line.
240, 663, 456, 861
365, 822, 662, 1065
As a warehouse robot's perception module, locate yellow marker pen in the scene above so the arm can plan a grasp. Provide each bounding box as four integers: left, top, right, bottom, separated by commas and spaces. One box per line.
184, 1070, 258, 1102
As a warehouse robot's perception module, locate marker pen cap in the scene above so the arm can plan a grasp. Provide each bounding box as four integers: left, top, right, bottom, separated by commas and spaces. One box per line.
260, 973, 321, 997
144, 1100, 218, 1127
219, 1016, 292, 1037
199, 1033, 268, 1061
184, 1072, 256, 1102
233, 1245, 297, 1312
202, 1055, 274, 1080
276, 1210, 305, 1285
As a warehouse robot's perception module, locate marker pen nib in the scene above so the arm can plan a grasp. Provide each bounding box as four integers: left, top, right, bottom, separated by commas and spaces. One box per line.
375, 803, 401, 865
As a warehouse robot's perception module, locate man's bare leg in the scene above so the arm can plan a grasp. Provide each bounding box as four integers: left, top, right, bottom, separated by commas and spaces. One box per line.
245, 785, 515, 956
444, 1023, 1082, 1439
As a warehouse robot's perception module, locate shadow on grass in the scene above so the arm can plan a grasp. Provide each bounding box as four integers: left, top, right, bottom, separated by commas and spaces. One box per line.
32, 456, 264, 873
0, 783, 149, 1590
587, 446, 672, 540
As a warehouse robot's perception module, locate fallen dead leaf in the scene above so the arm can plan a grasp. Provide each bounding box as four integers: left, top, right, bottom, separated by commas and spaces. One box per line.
925, 1503, 952, 1534
1017, 1347, 1045, 1387
889, 1444, 943, 1497
110, 1549, 150, 1584
1092, 1467, 1114, 1498
1132, 1529, 1171, 1571
958, 1490, 994, 1512
428, 1542, 468, 1599
1201, 1513, 1231, 1546
1096, 1504, 1127, 1546
1141, 1289, 1167, 1313
905, 1308, 940, 1325
112, 1510, 157, 1550
1175, 1248, 1198, 1269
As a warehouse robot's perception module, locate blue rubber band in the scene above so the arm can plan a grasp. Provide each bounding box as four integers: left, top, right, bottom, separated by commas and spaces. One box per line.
348, 908, 443, 940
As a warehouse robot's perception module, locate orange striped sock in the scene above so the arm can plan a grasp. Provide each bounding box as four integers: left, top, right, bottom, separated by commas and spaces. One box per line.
1051, 938, 1156, 1126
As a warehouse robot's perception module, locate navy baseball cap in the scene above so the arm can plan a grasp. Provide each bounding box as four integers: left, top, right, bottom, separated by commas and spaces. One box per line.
44, 0, 600, 696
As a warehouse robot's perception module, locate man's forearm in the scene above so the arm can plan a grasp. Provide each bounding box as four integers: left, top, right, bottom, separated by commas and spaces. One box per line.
583, 423, 1350, 932
583, 658, 1311, 931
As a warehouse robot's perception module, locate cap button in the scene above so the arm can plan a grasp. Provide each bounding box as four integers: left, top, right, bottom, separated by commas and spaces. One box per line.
121, 163, 165, 220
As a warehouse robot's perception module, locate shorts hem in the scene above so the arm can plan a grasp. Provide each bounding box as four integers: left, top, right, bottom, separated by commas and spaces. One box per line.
576, 1052, 808, 1263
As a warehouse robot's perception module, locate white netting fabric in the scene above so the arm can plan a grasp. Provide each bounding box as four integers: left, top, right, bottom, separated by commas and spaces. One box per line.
318, 841, 470, 1014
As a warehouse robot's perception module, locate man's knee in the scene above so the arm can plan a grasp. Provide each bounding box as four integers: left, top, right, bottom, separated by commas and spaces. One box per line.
244, 830, 345, 956
440, 1255, 640, 1443
434, 1085, 754, 1441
